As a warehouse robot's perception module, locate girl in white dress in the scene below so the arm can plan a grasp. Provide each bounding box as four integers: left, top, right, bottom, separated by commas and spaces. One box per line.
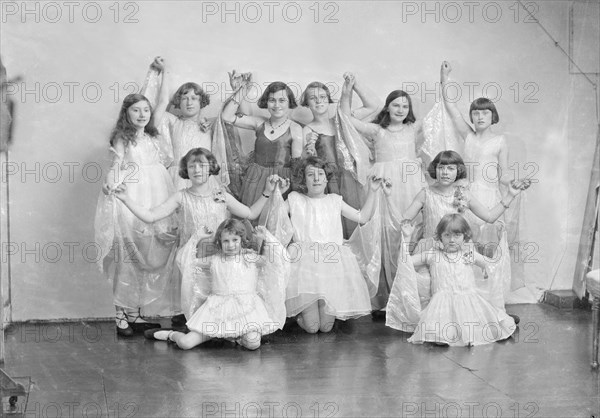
146, 219, 289, 350
399, 213, 516, 346
284, 156, 384, 333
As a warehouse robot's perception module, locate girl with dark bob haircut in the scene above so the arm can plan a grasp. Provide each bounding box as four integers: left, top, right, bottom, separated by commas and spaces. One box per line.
178, 147, 220, 180
222, 72, 303, 207
257, 81, 298, 109
427, 150, 467, 180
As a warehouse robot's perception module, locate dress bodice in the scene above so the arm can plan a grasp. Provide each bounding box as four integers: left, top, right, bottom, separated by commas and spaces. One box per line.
315, 134, 337, 164
374, 124, 417, 162
288, 192, 343, 245
464, 134, 505, 188
179, 188, 229, 243
167, 113, 212, 160
428, 249, 477, 293
423, 187, 462, 239
210, 256, 258, 295
254, 124, 293, 167
124, 133, 165, 166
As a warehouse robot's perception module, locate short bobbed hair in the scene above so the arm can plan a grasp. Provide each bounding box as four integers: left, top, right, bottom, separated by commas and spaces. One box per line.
257, 81, 298, 109
179, 147, 220, 179
172, 82, 210, 110
300, 82, 334, 107
469, 97, 499, 124
434, 213, 473, 242
214, 218, 251, 251
427, 150, 467, 180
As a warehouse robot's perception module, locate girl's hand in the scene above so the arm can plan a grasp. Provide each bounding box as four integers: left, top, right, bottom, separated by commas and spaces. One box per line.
508, 180, 526, 196
229, 70, 250, 90
381, 177, 393, 197
440, 61, 452, 78
462, 250, 475, 265
400, 219, 414, 238
254, 225, 267, 241
304, 131, 318, 156
342, 72, 356, 93
150, 56, 165, 72
264, 175, 289, 194
368, 175, 384, 192
517, 178, 532, 191
112, 184, 129, 201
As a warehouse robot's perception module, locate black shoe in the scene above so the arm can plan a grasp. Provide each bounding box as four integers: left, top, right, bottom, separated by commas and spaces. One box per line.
171, 314, 187, 327
371, 310, 386, 321
508, 314, 520, 325
116, 324, 134, 337
129, 321, 161, 333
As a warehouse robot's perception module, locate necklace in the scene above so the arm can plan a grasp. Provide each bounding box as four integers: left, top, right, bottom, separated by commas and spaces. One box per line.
267, 118, 288, 134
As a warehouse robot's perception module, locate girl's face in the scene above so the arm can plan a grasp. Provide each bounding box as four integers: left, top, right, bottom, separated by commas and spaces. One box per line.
306, 87, 330, 116
179, 90, 201, 118
440, 230, 465, 253
436, 164, 458, 185
387, 96, 410, 124
187, 155, 211, 185
471, 109, 493, 131
127, 100, 151, 130
305, 165, 328, 195
220, 230, 242, 256
267, 89, 290, 119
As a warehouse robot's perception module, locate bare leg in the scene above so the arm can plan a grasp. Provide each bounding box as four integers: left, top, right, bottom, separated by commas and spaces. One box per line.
318, 300, 335, 333
297, 302, 320, 334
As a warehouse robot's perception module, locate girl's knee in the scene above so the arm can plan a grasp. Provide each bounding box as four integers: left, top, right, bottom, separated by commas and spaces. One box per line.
319, 321, 335, 333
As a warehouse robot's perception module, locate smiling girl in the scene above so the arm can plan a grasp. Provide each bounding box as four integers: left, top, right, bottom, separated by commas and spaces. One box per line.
95, 93, 176, 337
222, 75, 303, 206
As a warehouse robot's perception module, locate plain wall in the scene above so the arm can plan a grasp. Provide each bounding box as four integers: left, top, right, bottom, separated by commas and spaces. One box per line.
0, 0, 598, 320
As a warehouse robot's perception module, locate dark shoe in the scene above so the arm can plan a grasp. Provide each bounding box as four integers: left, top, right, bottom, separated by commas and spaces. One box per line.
129, 321, 161, 333
144, 328, 169, 341
371, 310, 386, 321
116, 324, 134, 337
171, 314, 187, 327
508, 314, 520, 325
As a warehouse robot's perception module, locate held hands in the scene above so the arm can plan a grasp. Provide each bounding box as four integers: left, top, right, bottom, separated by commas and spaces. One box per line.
228, 70, 252, 90
400, 219, 414, 239
264, 174, 290, 195
150, 56, 166, 72
342, 72, 356, 94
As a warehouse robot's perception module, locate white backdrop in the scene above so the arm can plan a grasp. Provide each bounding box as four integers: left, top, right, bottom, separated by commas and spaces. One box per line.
1, 0, 598, 320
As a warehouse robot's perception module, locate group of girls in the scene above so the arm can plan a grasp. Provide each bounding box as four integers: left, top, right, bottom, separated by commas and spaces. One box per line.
94, 57, 531, 349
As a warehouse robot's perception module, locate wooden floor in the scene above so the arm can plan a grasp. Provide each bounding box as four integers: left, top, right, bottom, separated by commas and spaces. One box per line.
2, 303, 599, 417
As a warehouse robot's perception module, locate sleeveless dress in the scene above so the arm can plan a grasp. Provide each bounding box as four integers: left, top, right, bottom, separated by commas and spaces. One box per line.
94, 132, 176, 308
176, 187, 229, 319
240, 124, 292, 206
285, 192, 371, 319
407, 249, 516, 346
464, 133, 514, 307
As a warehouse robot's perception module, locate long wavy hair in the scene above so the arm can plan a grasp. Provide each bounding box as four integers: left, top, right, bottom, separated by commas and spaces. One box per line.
371, 90, 416, 128
109, 93, 159, 147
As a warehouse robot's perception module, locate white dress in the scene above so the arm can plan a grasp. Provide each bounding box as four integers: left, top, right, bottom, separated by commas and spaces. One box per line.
94, 132, 176, 308
285, 192, 371, 319
407, 249, 516, 346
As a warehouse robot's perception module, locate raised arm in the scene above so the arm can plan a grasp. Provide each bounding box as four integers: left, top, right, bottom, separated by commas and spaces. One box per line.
339, 73, 380, 140
341, 176, 382, 224
222, 71, 264, 130
497, 137, 512, 187
348, 73, 383, 121
114, 188, 181, 223
440, 61, 472, 140
151, 57, 170, 128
